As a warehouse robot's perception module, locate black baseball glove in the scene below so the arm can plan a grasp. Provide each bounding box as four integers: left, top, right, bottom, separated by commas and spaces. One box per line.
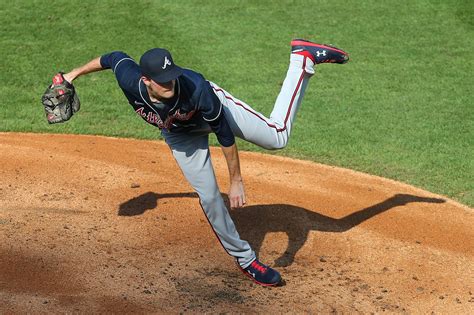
41, 73, 80, 124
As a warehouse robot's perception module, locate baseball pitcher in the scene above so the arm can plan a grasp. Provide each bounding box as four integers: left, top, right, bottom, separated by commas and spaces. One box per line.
41, 39, 349, 286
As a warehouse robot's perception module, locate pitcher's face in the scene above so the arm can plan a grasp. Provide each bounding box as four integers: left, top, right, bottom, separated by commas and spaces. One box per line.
143, 77, 176, 100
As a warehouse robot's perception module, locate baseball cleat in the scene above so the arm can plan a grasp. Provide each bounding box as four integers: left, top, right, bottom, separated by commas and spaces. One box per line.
291, 38, 349, 64
238, 259, 282, 286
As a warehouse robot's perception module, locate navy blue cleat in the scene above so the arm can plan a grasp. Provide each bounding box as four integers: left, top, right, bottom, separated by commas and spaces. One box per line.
291, 38, 349, 64
238, 259, 282, 286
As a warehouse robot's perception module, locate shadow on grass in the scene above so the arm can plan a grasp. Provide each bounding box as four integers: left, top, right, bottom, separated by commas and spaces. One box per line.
118, 192, 445, 266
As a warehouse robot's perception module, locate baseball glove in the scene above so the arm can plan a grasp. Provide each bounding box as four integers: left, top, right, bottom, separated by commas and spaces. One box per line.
41, 73, 80, 124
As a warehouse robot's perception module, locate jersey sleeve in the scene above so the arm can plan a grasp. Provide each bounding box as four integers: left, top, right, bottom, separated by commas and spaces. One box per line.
208, 113, 235, 147
197, 81, 235, 147
100, 51, 141, 91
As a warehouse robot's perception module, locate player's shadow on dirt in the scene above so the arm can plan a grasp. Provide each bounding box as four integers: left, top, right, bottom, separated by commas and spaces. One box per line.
118, 191, 197, 216
230, 194, 445, 267
118, 192, 444, 267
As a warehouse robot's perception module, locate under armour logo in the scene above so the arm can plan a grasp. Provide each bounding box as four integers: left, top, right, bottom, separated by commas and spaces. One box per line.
248, 271, 256, 278
316, 50, 327, 57
162, 56, 172, 69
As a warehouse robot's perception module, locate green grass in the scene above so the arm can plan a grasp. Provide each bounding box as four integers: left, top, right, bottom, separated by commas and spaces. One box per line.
1, 0, 472, 206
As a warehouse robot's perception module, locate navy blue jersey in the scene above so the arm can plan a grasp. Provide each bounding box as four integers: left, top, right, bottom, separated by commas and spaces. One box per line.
100, 51, 235, 146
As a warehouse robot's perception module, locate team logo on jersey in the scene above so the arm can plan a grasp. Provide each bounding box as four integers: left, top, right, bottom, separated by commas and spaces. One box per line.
135, 107, 165, 128
162, 109, 196, 129
162, 56, 172, 69
171, 109, 196, 121
134, 106, 195, 130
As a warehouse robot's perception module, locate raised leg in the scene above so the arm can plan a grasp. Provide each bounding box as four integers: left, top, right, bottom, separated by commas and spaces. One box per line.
210, 53, 314, 150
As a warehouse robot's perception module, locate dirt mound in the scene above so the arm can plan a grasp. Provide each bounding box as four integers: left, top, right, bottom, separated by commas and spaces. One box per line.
0, 132, 472, 313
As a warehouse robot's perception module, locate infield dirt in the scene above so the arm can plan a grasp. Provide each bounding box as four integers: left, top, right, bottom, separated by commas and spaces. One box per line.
0, 133, 472, 313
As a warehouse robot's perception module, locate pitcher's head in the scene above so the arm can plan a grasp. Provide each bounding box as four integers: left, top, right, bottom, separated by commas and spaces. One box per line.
140, 48, 183, 99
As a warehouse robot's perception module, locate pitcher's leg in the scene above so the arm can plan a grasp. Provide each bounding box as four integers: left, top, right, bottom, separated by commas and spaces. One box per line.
162, 131, 256, 268
268, 54, 314, 140
210, 53, 314, 150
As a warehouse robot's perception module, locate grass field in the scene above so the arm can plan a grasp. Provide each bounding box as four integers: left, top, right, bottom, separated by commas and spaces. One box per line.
1, 0, 472, 206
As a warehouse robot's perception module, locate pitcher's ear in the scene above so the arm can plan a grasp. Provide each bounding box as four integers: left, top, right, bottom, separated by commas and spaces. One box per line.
141, 76, 151, 86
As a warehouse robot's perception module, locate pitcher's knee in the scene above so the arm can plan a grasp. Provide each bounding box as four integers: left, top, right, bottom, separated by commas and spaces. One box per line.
266, 143, 286, 150
263, 137, 288, 150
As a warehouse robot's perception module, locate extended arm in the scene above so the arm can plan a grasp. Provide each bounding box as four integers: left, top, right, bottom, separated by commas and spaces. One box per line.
41, 56, 103, 124
221, 142, 246, 208
42, 52, 137, 124
63, 57, 104, 83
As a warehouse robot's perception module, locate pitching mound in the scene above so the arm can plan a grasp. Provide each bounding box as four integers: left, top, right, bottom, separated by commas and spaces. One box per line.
0, 133, 472, 313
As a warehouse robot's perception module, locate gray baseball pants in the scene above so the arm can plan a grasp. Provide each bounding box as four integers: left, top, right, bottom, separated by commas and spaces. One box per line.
162, 54, 314, 268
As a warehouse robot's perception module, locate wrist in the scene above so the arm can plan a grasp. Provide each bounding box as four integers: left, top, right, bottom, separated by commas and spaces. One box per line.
62, 72, 75, 83
63, 69, 80, 83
